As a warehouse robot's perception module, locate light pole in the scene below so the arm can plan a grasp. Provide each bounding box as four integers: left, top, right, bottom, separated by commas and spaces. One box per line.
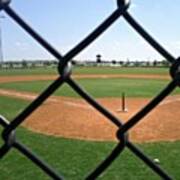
0, 15, 5, 64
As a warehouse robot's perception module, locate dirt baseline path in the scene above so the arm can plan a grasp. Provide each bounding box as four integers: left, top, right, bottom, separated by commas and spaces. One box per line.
0, 88, 180, 143
0, 73, 171, 84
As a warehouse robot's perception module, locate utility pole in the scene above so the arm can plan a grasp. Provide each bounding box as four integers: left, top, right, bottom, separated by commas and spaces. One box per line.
0, 15, 5, 64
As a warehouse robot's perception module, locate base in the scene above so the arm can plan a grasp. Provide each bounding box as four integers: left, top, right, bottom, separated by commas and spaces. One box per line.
117, 108, 128, 113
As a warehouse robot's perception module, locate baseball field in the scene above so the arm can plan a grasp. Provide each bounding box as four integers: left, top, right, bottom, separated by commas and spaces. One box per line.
0, 66, 180, 179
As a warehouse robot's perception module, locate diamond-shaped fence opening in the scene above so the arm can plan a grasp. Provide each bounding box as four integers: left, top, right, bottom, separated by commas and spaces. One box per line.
0, 0, 179, 179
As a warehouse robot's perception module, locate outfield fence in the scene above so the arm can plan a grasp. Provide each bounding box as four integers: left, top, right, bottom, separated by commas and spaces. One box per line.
0, 0, 179, 179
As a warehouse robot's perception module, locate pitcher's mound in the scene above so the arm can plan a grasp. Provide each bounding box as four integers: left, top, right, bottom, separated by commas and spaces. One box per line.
22, 95, 180, 143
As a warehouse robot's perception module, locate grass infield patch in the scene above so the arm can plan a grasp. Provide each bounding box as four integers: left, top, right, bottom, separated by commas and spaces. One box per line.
0, 78, 179, 98
0, 67, 169, 76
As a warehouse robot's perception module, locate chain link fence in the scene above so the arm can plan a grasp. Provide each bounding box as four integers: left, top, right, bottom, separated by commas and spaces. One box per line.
0, 0, 179, 179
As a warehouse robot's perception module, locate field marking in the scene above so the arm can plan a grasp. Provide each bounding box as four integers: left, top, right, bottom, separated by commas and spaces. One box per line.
0, 89, 37, 100
1, 88, 180, 110
0, 89, 92, 110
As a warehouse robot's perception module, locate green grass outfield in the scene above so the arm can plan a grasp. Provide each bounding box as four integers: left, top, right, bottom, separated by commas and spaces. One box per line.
0, 67, 179, 179
0, 78, 179, 98
0, 66, 169, 76
0, 96, 179, 179
0, 66, 176, 98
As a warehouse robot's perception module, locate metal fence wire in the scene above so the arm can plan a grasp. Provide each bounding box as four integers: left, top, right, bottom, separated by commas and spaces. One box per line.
0, 0, 179, 179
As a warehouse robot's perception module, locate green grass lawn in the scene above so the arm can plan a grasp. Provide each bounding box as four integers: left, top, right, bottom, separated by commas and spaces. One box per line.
73, 66, 169, 75
0, 67, 179, 179
0, 96, 179, 179
1, 128, 179, 180
0, 96, 29, 120
0, 66, 169, 76
0, 78, 179, 98
0, 67, 58, 76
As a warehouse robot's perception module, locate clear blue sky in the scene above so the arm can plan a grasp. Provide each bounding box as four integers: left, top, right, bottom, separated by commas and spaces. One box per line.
1, 0, 180, 61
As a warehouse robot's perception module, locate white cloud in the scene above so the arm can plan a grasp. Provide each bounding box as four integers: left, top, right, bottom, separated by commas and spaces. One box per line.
15, 41, 29, 50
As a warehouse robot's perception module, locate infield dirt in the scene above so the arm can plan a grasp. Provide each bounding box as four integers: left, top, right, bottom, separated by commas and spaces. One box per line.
0, 74, 179, 143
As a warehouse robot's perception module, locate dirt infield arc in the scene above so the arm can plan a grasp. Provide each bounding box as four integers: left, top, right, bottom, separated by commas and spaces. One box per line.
0, 74, 180, 143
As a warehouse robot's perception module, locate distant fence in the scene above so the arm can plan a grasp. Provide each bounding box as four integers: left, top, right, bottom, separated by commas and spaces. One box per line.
0, 0, 179, 179
0, 60, 170, 69
0, 60, 58, 69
